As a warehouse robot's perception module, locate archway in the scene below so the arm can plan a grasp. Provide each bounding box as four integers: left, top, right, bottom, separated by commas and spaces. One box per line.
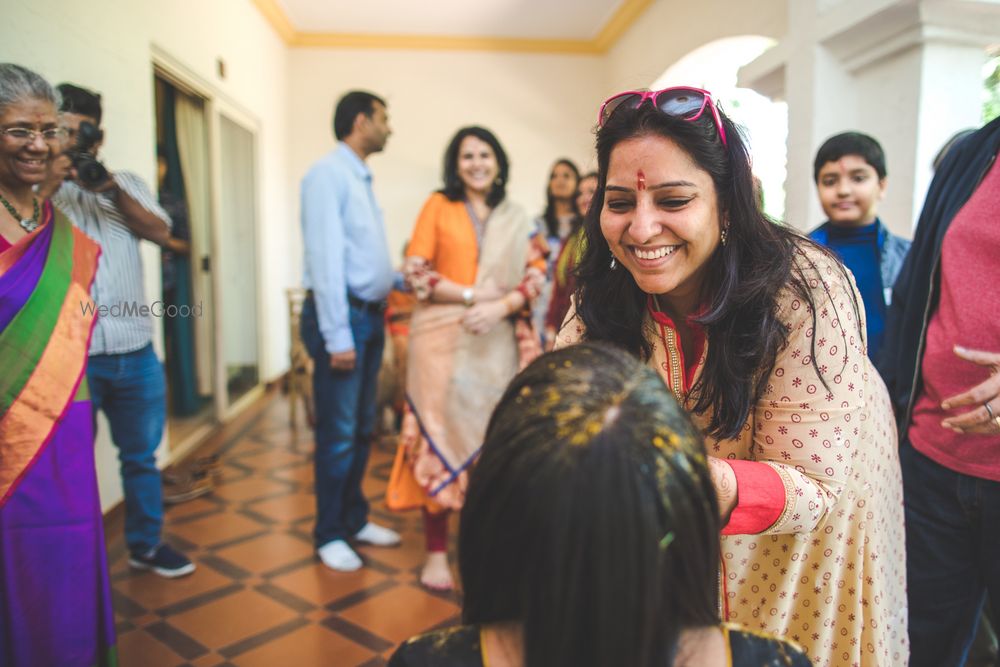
651, 36, 787, 220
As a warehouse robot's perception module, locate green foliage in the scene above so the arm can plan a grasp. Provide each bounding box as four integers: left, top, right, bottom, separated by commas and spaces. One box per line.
985, 53, 1000, 123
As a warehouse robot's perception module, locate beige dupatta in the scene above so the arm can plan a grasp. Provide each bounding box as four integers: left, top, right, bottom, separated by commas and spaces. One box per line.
406, 199, 534, 496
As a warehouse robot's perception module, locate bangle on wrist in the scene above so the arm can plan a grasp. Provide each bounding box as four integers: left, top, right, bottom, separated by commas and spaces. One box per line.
501, 293, 516, 316
461, 287, 475, 307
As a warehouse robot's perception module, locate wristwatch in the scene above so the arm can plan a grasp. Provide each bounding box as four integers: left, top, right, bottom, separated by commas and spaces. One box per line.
461, 287, 475, 307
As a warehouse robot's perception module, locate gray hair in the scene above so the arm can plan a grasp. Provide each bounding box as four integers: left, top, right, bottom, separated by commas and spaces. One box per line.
0, 63, 61, 117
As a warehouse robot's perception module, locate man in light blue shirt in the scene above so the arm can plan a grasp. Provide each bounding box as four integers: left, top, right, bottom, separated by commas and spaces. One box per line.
299, 90, 400, 571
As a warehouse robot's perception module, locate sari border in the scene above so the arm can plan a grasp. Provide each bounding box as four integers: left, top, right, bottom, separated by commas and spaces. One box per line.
404, 393, 482, 498
0, 311, 96, 507
429, 448, 480, 497
0, 220, 100, 507
404, 394, 459, 476
0, 210, 73, 416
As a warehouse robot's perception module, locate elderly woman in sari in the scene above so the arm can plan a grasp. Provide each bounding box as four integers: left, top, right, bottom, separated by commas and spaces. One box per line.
386, 126, 545, 591
0, 63, 114, 666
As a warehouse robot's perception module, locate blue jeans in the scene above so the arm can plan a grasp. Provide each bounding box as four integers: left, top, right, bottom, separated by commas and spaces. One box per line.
902, 437, 1000, 666
87, 343, 167, 555
300, 296, 385, 547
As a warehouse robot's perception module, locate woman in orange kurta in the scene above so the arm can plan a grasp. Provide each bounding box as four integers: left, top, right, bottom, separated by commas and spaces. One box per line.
386, 126, 545, 591
557, 89, 906, 666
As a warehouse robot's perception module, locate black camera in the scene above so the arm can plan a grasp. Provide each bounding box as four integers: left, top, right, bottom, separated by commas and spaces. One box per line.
65, 121, 110, 188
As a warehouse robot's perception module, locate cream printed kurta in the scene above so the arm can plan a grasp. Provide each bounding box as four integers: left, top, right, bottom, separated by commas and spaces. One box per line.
558, 246, 907, 667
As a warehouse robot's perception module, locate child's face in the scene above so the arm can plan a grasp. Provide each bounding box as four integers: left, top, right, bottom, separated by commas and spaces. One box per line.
816, 155, 886, 227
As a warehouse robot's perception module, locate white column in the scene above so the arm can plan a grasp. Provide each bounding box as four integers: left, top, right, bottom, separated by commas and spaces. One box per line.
740, 0, 999, 236
910, 41, 988, 228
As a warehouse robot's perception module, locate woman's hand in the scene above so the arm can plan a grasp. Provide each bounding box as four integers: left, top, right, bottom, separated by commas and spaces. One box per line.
708, 457, 739, 522
474, 283, 505, 302
462, 300, 508, 335
940, 346, 1000, 435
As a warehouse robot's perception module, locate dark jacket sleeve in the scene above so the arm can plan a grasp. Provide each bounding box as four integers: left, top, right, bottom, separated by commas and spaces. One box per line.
878, 117, 1000, 425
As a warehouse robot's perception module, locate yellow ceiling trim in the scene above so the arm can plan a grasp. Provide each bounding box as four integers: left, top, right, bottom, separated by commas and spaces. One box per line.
292, 32, 599, 54
251, 0, 651, 54
593, 0, 653, 52
251, 0, 296, 43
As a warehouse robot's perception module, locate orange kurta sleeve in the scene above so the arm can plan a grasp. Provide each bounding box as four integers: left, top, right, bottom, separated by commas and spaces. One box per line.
406, 193, 444, 264
405, 193, 478, 286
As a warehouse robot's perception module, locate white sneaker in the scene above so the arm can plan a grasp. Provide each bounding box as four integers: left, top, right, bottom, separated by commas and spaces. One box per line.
353, 522, 401, 547
318, 540, 362, 571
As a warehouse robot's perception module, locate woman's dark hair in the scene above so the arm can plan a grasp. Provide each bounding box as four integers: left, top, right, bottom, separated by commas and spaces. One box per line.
573, 103, 858, 440
542, 158, 581, 238
439, 126, 509, 208
460, 343, 720, 667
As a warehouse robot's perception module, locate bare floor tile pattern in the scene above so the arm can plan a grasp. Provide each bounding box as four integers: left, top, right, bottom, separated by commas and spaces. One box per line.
107, 394, 460, 667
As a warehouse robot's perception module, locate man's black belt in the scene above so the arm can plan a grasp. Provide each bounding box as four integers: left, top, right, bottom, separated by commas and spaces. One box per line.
348, 293, 387, 313
306, 290, 386, 313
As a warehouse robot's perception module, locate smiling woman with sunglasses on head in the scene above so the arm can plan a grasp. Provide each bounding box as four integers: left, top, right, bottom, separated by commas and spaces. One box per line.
556, 87, 907, 667
0, 63, 115, 666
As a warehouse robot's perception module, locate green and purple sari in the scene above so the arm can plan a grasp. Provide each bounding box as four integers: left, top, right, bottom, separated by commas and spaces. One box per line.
0, 203, 117, 666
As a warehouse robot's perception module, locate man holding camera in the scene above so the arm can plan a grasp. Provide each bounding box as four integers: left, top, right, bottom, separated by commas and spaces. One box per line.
41, 83, 194, 578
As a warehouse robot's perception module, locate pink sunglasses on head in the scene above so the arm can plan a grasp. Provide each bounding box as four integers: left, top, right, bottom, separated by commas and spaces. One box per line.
598, 86, 728, 147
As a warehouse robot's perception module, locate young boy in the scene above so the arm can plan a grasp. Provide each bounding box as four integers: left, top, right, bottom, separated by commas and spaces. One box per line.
809, 132, 911, 362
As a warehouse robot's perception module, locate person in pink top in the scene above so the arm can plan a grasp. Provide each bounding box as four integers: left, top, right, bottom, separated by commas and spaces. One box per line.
879, 115, 1000, 666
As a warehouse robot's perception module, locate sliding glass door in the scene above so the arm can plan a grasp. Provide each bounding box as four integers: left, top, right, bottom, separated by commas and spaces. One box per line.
216, 114, 260, 407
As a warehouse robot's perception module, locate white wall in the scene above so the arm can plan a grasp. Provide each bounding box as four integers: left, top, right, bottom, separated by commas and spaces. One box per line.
287, 48, 607, 258
848, 47, 926, 235
2, 0, 291, 510
910, 41, 988, 224
743, 0, 998, 234
605, 0, 787, 95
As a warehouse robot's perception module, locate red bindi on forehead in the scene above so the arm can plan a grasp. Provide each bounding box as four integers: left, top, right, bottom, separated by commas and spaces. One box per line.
637, 170, 646, 191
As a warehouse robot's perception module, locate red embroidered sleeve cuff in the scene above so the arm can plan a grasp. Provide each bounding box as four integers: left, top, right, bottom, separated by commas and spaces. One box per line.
721, 459, 785, 535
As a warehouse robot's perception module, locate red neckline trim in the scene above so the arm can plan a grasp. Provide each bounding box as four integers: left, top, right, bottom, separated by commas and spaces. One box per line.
646, 295, 707, 390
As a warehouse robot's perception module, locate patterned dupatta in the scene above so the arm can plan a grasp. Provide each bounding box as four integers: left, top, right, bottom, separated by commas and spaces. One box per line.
0, 203, 100, 506
406, 199, 535, 501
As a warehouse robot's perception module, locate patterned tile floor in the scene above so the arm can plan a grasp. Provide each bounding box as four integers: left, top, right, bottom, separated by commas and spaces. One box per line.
105, 393, 461, 667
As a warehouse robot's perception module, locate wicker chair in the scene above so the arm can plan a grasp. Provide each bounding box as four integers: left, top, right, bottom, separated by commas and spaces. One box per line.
286, 288, 315, 428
